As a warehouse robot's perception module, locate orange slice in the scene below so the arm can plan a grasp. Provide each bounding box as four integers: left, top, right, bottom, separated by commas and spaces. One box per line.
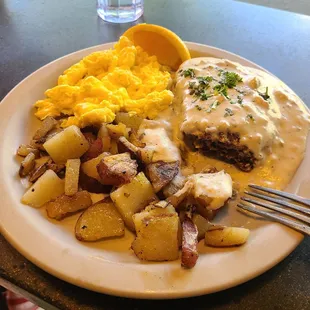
123, 24, 191, 70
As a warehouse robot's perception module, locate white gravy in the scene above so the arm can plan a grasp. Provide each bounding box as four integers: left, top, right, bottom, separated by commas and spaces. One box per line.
157, 57, 310, 193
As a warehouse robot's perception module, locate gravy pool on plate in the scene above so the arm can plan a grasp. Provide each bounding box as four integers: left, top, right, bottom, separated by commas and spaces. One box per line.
162, 57, 310, 192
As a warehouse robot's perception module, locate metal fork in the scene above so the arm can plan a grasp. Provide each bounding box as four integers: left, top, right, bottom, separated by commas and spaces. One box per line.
237, 184, 310, 235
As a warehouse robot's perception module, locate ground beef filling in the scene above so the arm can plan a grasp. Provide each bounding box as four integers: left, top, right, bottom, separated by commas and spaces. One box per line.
185, 132, 256, 172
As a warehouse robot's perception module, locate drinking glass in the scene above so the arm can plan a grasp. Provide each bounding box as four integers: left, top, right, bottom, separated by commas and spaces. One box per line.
97, 0, 144, 23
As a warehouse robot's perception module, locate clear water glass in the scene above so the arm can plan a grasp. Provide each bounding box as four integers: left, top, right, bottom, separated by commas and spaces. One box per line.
97, 0, 144, 23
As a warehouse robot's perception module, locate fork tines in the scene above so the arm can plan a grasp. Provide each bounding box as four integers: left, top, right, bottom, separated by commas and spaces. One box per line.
237, 184, 310, 235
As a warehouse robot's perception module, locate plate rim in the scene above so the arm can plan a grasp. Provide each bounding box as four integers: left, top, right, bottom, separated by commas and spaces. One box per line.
0, 41, 306, 299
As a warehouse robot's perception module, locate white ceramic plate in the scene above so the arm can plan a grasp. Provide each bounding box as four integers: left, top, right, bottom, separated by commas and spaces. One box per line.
0, 42, 309, 299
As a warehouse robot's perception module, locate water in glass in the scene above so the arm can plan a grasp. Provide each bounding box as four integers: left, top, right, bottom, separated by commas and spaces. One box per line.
97, 0, 144, 23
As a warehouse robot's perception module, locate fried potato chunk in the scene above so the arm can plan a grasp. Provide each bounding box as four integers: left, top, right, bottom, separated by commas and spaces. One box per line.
81, 138, 103, 162
65, 159, 81, 196
79, 170, 112, 193
97, 152, 138, 186
21, 170, 64, 208
81, 152, 110, 181
146, 161, 179, 193
45, 190, 92, 220
75, 199, 124, 241
19, 152, 36, 177
110, 172, 157, 231
205, 226, 250, 247
192, 213, 211, 241
181, 215, 198, 269
132, 205, 179, 261
33, 116, 58, 140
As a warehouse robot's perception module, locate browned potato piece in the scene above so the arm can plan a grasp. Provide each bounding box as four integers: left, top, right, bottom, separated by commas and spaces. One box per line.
106, 123, 129, 139
129, 130, 146, 148
45, 191, 92, 220
16, 144, 40, 158
79, 170, 112, 193
115, 112, 143, 130
29, 162, 47, 183
181, 215, 198, 269
196, 204, 218, 221
205, 227, 250, 247
163, 173, 186, 197
110, 172, 157, 231
19, 152, 36, 177
33, 116, 58, 140
65, 159, 81, 196
166, 180, 193, 208
146, 161, 179, 193
118, 136, 140, 158
81, 153, 110, 181
81, 138, 103, 162
97, 153, 138, 186
75, 199, 124, 241
46, 160, 65, 174
192, 213, 211, 241
132, 206, 179, 261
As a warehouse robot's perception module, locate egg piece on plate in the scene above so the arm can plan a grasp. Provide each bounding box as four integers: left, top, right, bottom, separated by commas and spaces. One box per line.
34, 36, 174, 128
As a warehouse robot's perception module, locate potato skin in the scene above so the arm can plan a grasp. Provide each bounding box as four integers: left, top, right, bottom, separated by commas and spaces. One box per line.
81, 153, 110, 181
146, 161, 179, 193
45, 190, 92, 220
79, 170, 112, 194
75, 199, 124, 241
81, 138, 103, 162
192, 214, 211, 241
96, 153, 138, 186
181, 215, 198, 269
205, 227, 250, 247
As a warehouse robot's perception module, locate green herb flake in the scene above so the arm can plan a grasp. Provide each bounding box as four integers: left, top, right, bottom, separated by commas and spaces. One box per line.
195, 105, 202, 111
181, 68, 195, 78
197, 76, 213, 85
237, 95, 243, 105
224, 108, 234, 117
206, 100, 221, 113
213, 84, 229, 98
258, 87, 270, 100
222, 71, 243, 88
217, 68, 225, 76
188, 81, 196, 89
200, 93, 213, 101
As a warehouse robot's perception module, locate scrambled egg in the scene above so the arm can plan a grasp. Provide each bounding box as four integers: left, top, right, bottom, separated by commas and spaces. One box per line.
35, 36, 174, 127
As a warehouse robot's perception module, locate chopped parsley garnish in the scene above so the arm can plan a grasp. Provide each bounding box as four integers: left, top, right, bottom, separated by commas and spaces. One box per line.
188, 76, 213, 101
188, 81, 196, 89
247, 114, 255, 121
258, 87, 270, 100
197, 76, 213, 85
181, 68, 196, 78
237, 95, 243, 105
195, 105, 202, 111
222, 71, 243, 88
206, 100, 221, 113
213, 84, 229, 98
217, 68, 225, 76
224, 108, 234, 117
200, 93, 213, 101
